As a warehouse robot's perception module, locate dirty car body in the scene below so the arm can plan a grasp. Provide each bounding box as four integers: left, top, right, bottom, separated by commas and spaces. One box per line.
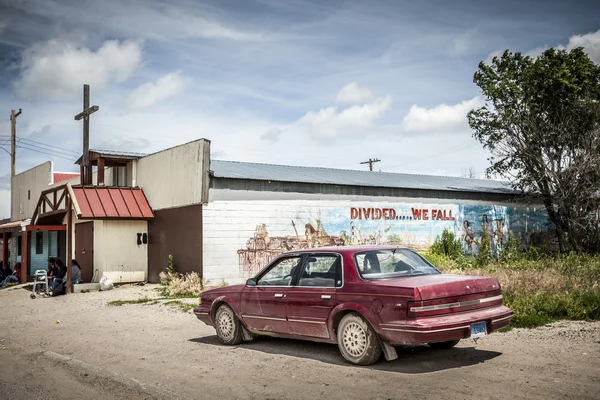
194, 246, 512, 365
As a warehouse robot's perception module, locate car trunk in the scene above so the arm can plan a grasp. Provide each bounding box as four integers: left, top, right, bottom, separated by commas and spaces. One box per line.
369, 274, 503, 318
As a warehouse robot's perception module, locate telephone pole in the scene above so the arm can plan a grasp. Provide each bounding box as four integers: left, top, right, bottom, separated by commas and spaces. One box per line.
360, 158, 381, 171
10, 109, 22, 177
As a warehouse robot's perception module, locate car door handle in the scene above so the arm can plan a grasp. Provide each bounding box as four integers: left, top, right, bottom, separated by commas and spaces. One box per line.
321, 295, 332, 299
274, 293, 284, 298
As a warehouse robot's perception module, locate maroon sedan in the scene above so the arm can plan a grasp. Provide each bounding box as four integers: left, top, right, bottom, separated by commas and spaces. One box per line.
194, 246, 512, 365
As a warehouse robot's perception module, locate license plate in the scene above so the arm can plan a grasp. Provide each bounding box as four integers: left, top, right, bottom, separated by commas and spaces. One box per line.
470, 321, 487, 338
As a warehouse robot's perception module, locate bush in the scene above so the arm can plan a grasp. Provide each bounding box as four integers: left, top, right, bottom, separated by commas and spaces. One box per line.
430, 229, 463, 259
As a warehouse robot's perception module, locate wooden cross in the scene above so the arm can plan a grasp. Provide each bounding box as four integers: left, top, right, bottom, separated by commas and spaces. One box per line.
74, 84, 99, 185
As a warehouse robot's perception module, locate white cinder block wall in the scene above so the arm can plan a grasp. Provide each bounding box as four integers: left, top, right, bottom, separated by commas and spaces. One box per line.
202, 190, 546, 285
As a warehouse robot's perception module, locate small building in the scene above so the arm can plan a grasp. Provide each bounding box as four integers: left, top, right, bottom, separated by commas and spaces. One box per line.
4, 138, 549, 287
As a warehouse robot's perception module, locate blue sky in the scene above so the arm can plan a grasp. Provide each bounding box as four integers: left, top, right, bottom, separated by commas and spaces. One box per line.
0, 0, 599, 217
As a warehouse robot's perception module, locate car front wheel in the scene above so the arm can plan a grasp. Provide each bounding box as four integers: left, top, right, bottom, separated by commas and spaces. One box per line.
337, 313, 382, 365
214, 304, 243, 345
428, 340, 460, 349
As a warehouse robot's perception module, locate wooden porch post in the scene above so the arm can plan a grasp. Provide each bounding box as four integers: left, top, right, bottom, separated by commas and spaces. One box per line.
2, 233, 8, 269
98, 157, 105, 186
20, 231, 28, 284
66, 196, 73, 294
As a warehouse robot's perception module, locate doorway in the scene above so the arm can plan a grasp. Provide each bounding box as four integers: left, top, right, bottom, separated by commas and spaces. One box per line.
75, 222, 94, 282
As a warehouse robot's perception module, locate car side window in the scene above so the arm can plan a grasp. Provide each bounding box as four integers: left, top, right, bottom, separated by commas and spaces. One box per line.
297, 255, 341, 288
257, 256, 301, 286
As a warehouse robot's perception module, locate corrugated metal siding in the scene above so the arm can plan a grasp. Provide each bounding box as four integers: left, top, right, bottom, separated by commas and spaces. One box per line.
93, 220, 148, 283
136, 139, 210, 211
211, 160, 517, 195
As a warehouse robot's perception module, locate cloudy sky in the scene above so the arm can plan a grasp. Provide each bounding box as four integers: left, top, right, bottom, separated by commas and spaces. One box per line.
0, 0, 599, 217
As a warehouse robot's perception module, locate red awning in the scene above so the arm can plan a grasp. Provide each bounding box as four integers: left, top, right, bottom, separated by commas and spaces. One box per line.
72, 187, 154, 220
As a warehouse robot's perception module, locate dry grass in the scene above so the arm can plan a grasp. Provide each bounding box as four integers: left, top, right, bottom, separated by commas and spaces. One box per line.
158, 271, 227, 297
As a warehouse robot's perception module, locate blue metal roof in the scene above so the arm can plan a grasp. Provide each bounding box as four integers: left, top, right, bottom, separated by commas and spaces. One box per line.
210, 160, 517, 195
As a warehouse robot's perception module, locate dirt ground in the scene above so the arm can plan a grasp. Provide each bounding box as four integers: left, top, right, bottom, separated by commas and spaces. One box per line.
1, 284, 599, 400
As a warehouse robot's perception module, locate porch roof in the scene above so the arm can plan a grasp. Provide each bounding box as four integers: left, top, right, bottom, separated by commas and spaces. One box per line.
0, 220, 25, 234
72, 187, 154, 220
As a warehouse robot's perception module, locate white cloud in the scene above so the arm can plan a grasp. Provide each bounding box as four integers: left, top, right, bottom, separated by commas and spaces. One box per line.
16, 39, 142, 100
401, 97, 484, 135
486, 29, 600, 65
261, 127, 282, 143
335, 82, 374, 105
298, 96, 392, 141
564, 30, 600, 64
124, 72, 188, 110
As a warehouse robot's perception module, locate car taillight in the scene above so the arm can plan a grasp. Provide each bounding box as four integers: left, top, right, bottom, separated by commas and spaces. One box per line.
407, 292, 503, 318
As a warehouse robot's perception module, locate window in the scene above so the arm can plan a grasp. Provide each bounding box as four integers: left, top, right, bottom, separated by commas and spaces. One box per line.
298, 255, 341, 288
17, 235, 22, 256
257, 256, 301, 286
354, 249, 440, 280
36, 232, 43, 254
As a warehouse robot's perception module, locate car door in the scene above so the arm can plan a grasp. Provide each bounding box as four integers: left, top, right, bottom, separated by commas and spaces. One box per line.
240, 255, 304, 334
286, 253, 342, 339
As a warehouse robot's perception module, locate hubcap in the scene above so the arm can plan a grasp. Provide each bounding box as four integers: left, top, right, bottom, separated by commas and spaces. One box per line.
217, 310, 234, 339
343, 322, 367, 357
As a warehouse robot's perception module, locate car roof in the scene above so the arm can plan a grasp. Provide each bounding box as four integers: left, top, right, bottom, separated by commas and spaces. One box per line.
287, 245, 410, 255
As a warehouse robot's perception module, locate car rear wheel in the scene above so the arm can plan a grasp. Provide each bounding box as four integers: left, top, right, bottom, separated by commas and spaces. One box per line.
337, 313, 382, 365
215, 304, 243, 345
428, 340, 460, 349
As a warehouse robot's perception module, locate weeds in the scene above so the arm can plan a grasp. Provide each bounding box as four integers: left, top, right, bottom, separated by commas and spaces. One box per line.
108, 297, 155, 306
421, 238, 600, 329
164, 300, 196, 313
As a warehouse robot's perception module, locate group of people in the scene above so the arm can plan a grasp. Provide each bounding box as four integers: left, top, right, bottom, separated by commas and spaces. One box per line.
47, 257, 83, 296
0, 261, 21, 288
0, 258, 82, 295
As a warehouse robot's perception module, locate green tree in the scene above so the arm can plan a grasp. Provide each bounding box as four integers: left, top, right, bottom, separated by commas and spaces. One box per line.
468, 48, 600, 253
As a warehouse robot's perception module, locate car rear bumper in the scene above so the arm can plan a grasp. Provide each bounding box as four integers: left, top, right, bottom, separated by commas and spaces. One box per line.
379, 305, 512, 345
193, 307, 214, 326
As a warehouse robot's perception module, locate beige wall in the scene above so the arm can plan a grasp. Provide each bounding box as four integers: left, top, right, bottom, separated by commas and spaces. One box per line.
93, 219, 148, 283
136, 139, 210, 210
11, 162, 53, 222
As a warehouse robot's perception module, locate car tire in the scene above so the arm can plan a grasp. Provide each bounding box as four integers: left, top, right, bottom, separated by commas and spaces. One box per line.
428, 340, 460, 349
337, 313, 382, 365
214, 304, 243, 345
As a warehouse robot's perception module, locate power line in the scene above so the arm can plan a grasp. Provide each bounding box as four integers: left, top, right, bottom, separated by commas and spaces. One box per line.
15, 140, 78, 158
16, 144, 74, 161
19, 137, 79, 155
382, 142, 480, 171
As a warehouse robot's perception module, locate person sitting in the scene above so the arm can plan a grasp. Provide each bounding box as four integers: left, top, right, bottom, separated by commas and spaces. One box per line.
50, 259, 67, 290
49, 259, 68, 296
0, 261, 12, 282
47, 257, 57, 282
71, 259, 82, 284
1, 263, 21, 288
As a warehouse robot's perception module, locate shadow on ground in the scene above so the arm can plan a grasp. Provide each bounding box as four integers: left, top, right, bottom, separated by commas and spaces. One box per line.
189, 335, 501, 374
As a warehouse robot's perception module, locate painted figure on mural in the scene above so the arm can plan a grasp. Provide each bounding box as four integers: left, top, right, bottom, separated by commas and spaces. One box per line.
462, 220, 475, 253
255, 224, 270, 249
305, 223, 318, 248
495, 218, 508, 248
482, 214, 496, 249
350, 221, 363, 245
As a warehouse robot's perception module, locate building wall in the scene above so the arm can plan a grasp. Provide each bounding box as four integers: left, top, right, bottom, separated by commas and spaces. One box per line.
137, 139, 210, 211
11, 162, 53, 221
202, 189, 550, 284
93, 220, 148, 283
147, 204, 202, 283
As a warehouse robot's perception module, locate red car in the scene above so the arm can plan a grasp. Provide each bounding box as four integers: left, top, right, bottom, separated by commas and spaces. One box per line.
194, 246, 512, 365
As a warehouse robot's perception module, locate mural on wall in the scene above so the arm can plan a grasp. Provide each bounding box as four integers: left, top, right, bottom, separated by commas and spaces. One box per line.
237, 203, 552, 277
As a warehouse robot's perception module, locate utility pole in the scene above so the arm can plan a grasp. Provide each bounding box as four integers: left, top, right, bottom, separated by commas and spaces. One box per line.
360, 158, 381, 171
74, 84, 99, 185
10, 109, 22, 177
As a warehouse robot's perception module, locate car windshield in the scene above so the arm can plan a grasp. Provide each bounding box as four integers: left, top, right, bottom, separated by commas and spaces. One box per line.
354, 249, 440, 280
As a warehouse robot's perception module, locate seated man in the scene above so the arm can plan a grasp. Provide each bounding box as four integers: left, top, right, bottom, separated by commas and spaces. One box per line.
71, 259, 82, 284
50, 259, 67, 291
0, 261, 12, 282
0, 263, 21, 288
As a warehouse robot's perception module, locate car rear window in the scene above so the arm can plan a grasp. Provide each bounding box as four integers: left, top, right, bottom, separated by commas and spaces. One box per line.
354, 249, 440, 280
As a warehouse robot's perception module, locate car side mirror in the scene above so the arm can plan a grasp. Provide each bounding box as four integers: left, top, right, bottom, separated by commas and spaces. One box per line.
246, 278, 257, 287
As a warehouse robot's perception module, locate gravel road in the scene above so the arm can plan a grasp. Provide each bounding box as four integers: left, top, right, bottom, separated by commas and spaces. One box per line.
1, 284, 599, 400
